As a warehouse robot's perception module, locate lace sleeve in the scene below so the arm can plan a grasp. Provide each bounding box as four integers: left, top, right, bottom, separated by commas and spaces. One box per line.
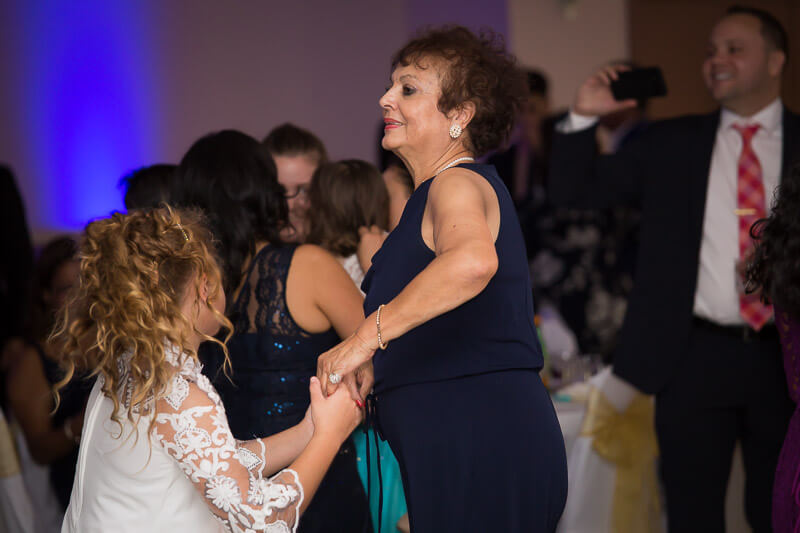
153, 374, 304, 533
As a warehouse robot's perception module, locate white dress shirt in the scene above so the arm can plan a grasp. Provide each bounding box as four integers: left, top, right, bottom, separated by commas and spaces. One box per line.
694, 98, 782, 325
559, 99, 784, 325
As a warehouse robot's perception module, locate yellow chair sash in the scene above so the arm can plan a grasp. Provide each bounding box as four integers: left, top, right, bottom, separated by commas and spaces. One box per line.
580, 387, 662, 533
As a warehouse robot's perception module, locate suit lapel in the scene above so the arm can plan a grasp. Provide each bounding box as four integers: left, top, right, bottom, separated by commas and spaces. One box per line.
781, 108, 800, 180
688, 111, 721, 242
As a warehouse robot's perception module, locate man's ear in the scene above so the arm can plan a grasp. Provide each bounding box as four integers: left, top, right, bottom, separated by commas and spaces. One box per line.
768, 49, 786, 78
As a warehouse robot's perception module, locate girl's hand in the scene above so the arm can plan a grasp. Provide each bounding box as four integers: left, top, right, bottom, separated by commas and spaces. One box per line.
301, 404, 315, 441
308, 377, 362, 441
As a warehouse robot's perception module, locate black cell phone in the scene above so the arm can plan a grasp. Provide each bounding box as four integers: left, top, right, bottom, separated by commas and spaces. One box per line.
610, 67, 667, 101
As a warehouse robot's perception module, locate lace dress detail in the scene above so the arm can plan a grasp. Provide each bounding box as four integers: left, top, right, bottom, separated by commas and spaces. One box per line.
88, 343, 304, 533
209, 244, 340, 440
232, 245, 309, 337
149, 348, 304, 533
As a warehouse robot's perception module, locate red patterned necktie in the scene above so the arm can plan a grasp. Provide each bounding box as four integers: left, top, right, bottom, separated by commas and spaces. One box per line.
733, 123, 772, 331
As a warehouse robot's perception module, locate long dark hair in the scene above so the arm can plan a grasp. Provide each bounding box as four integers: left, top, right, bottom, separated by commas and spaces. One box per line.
170, 130, 289, 295
747, 164, 800, 319
306, 160, 389, 257
24, 236, 78, 343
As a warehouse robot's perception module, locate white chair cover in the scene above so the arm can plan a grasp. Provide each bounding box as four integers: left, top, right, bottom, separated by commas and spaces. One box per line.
0, 407, 35, 533
557, 368, 662, 533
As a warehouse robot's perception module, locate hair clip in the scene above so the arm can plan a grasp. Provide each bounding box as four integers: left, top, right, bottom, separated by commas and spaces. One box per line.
176, 223, 189, 242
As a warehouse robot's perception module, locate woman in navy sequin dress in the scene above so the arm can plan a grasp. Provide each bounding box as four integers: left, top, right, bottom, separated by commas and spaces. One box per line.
170, 130, 373, 533
317, 27, 567, 532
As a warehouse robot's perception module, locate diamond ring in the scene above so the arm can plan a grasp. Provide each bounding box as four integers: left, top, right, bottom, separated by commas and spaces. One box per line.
328, 373, 342, 385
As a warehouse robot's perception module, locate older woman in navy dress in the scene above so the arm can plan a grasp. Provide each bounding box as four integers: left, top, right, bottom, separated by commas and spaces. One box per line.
317, 27, 568, 532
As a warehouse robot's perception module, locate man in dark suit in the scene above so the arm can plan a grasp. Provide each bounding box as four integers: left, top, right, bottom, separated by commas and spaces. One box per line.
549, 6, 799, 532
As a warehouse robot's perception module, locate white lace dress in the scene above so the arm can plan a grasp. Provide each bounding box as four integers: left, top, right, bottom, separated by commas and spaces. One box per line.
62, 346, 304, 533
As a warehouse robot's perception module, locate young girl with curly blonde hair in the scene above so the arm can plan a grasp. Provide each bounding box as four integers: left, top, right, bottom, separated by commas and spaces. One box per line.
53, 206, 361, 533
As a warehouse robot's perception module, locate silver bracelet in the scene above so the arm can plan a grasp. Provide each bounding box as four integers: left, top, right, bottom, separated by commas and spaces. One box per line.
376, 304, 389, 350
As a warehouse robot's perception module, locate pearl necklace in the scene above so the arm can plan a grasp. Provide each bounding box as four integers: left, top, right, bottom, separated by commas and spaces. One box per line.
433, 156, 475, 178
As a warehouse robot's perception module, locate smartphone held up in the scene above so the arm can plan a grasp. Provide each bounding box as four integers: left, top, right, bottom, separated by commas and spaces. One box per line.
611, 67, 667, 101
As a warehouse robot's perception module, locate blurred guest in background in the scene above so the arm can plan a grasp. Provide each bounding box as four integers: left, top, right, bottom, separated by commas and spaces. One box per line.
0, 166, 34, 355
381, 153, 414, 231
171, 130, 373, 533
748, 164, 800, 533
306, 159, 390, 287
550, 6, 799, 531
305, 158, 407, 532
1, 236, 89, 524
488, 69, 550, 209
263, 123, 328, 243
119, 164, 176, 211
533, 62, 649, 362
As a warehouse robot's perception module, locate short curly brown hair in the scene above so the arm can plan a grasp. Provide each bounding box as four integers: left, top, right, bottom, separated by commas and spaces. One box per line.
391, 26, 527, 157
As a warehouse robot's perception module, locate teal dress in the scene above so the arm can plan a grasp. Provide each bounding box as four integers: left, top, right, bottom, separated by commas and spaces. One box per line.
338, 253, 408, 532
354, 424, 407, 532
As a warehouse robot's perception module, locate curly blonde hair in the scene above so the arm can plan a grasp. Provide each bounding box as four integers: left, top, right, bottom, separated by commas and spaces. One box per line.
51, 206, 232, 435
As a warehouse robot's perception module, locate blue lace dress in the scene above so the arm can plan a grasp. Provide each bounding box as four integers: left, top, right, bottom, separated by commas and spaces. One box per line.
201, 244, 372, 533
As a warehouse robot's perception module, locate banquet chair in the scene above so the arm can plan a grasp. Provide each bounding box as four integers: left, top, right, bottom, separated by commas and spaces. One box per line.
557, 367, 662, 533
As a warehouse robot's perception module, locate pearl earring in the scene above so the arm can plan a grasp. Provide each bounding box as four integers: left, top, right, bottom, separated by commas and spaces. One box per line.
449, 124, 462, 139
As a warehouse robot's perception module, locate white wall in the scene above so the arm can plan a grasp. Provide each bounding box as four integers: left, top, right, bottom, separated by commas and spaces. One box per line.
509, 0, 629, 110
0, 0, 514, 239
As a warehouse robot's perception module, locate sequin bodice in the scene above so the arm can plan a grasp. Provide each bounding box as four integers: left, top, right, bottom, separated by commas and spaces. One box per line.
206, 244, 340, 440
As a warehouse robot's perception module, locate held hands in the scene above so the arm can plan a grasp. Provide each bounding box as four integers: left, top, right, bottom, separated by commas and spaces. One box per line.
317, 328, 377, 398
308, 377, 363, 442
574, 64, 638, 118
343, 362, 375, 406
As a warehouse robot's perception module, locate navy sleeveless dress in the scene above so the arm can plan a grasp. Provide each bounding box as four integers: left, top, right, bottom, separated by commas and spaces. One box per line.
201, 244, 372, 533
362, 164, 567, 532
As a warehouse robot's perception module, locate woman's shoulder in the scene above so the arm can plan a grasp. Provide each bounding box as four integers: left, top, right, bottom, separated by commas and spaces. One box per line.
1, 337, 45, 383
292, 243, 343, 271
428, 165, 497, 208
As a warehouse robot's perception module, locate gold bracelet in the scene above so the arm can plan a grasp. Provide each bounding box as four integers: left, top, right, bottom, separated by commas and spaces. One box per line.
376, 304, 389, 350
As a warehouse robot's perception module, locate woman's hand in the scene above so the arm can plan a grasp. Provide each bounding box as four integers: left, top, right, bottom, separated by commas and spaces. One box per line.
308, 377, 362, 442
354, 361, 374, 401
317, 330, 377, 396
340, 361, 375, 406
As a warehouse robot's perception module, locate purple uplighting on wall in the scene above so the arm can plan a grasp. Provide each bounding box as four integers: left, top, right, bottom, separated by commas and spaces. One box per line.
19, 1, 162, 229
